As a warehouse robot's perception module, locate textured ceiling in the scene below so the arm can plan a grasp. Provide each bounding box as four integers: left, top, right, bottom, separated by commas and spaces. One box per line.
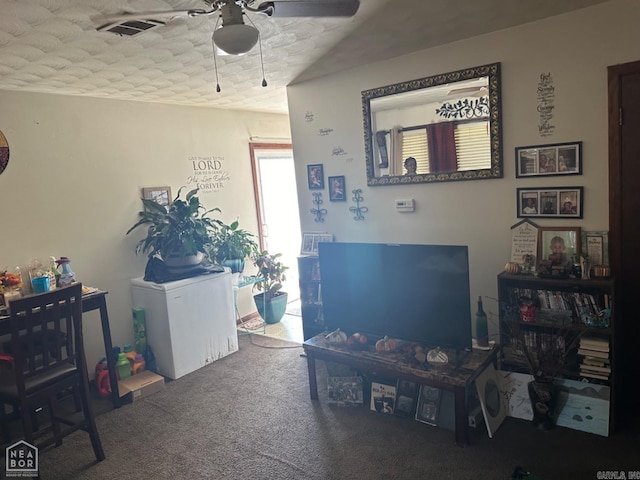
0, 0, 608, 114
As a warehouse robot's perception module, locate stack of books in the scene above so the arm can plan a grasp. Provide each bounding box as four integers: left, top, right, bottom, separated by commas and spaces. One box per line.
577, 336, 610, 381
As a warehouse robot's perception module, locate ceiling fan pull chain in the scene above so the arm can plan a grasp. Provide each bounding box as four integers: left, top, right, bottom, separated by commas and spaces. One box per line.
245, 13, 267, 87
212, 16, 222, 92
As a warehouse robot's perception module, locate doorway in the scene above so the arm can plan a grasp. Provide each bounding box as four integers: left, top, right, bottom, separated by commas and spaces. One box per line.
250, 143, 301, 302
608, 60, 640, 423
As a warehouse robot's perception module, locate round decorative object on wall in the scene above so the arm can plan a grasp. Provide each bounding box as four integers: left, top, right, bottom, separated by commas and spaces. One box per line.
0, 130, 9, 175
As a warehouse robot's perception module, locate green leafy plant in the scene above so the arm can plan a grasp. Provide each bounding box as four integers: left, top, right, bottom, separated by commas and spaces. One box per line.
126, 187, 222, 260
252, 250, 288, 300
209, 220, 258, 263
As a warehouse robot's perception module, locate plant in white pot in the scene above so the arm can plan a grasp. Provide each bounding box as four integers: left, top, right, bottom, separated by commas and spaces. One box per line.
209, 220, 258, 274
126, 187, 222, 266
252, 250, 289, 324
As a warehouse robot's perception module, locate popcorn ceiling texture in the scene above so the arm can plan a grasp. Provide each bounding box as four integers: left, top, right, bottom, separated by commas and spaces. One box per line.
0, 0, 606, 114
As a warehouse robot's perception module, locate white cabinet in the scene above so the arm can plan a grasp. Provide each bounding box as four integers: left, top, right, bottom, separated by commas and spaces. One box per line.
131, 270, 237, 379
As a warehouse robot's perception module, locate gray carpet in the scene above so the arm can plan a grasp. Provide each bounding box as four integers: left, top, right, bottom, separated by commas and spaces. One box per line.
31, 335, 640, 479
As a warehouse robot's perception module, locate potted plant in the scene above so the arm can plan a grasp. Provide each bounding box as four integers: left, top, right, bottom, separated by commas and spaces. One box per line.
209, 220, 258, 273
126, 187, 222, 266
252, 250, 289, 324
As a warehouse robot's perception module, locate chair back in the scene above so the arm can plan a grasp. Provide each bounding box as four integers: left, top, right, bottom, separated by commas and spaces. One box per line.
7, 284, 84, 394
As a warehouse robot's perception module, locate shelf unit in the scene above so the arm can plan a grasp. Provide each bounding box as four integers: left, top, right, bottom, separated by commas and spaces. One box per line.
497, 272, 616, 433
298, 255, 326, 340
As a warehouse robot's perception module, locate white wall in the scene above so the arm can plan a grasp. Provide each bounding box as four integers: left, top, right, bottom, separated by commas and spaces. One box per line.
0, 91, 290, 368
287, 0, 640, 340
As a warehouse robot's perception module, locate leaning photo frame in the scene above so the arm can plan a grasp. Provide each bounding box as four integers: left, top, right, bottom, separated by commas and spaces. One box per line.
516, 187, 583, 219
581, 231, 609, 266
301, 232, 333, 255
515, 141, 582, 178
537, 227, 581, 267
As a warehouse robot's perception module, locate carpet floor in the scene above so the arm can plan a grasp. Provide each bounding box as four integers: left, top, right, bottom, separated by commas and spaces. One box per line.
19, 335, 640, 479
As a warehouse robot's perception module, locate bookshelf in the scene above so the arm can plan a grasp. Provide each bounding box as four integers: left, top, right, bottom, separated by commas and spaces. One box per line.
298, 256, 326, 340
497, 272, 616, 432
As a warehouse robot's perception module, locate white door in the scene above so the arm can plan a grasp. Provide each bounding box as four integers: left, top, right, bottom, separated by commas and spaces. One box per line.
250, 143, 301, 300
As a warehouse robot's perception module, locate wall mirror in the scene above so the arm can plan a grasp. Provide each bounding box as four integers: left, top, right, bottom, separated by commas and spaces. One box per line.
362, 62, 502, 186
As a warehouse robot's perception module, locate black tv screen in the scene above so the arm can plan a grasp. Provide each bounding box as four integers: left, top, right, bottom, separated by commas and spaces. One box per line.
318, 242, 472, 351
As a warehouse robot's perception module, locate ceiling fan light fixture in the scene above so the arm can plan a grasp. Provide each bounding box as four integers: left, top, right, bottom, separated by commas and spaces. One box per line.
213, 23, 259, 55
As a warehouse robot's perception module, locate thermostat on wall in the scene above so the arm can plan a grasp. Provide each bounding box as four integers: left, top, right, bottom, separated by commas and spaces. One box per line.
395, 199, 415, 212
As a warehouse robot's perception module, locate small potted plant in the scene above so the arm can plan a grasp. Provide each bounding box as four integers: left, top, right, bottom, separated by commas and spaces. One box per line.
209, 220, 258, 273
126, 187, 222, 267
252, 250, 289, 324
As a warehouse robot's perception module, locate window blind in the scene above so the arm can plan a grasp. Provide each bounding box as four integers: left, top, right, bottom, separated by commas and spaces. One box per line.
455, 120, 491, 171
401, 129, 429, 174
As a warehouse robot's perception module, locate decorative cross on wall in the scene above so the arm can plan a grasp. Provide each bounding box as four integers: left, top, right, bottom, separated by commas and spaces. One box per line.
349, 189, 368, 221
310, 192, 327, 223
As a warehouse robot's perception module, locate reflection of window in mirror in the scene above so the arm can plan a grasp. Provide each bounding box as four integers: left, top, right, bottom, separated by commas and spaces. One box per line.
379, 119, 490, 176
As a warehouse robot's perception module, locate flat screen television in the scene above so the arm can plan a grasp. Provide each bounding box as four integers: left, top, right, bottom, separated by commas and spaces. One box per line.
318, 242, 472, 351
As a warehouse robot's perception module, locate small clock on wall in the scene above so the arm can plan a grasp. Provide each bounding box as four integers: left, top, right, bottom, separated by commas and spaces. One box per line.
0, 129, 9, 176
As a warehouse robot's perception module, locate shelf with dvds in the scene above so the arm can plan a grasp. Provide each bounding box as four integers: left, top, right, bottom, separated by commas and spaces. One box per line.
497, 272, 616, 433
298, 255, 326, 340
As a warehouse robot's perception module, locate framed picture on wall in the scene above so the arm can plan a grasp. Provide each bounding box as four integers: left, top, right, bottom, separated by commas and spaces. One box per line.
516, 187, 583, 219
142, 186, 172, 210
307, 164, 324, 189
328, 175, 346, 201
515, 141, 582, 178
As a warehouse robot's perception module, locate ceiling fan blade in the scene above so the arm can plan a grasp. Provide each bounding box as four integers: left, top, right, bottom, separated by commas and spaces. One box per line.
93, 8, 211, 29
257, 0, 360, 17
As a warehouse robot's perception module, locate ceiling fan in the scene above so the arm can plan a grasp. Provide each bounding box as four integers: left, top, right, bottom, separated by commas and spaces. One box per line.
95, 0, 361, 55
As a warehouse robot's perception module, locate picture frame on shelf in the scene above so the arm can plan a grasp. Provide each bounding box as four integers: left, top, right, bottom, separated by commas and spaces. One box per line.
515, 141, 582, 178
415, 385, 441, 426
537, 227, 582, 267
301, 233, 315, 255
307, 164, 324, 189
581, 231, 609, 266
301, 232, 333, 255
516, 187, 583, 219
328, 175, 346, 201
142, 186, 172, 210
394, 380, 419, 419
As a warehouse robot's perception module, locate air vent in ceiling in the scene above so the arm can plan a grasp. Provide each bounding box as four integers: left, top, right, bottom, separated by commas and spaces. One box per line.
97, 19, 165, 36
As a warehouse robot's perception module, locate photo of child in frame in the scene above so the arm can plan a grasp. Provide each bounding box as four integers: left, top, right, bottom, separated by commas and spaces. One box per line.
307, 164, 324, 189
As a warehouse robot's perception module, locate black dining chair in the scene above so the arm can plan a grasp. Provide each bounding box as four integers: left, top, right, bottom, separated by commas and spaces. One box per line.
0, 283, 104, 461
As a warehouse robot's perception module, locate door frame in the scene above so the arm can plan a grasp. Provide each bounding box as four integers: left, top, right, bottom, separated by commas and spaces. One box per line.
249, 142, 293, 251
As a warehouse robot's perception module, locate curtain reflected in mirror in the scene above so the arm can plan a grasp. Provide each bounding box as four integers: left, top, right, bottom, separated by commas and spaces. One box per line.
362, 63, 502, 185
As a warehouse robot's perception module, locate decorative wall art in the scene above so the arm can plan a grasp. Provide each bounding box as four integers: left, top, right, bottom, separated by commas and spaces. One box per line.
517, 187, 583, 219
0, 129, 9, 176
515, 141, 581, 178
307, 164, 324, 189
328, 176, 346, 202
349, 189, 368, 221
537, 72, 555, 137
310, 192, 327, 223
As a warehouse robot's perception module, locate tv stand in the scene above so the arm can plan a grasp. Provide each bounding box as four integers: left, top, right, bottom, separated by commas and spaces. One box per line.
303, 334, 498, 446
